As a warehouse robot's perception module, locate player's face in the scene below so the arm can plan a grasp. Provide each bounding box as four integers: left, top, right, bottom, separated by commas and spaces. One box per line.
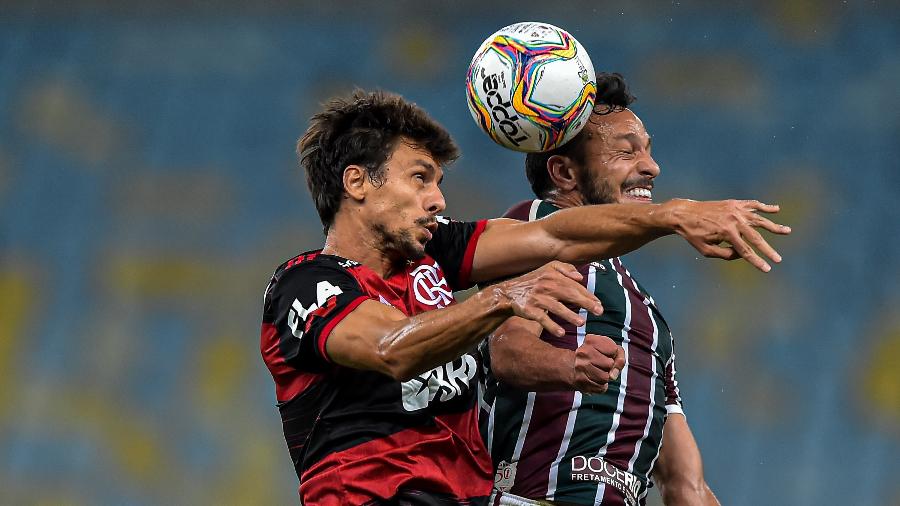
577, 109, 659, 205
366, 139, 446, 261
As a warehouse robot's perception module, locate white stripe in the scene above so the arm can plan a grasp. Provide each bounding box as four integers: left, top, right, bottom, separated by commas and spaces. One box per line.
511, 392, 536, 463
528, 199, 541, 221
594, 258, 631, 506
491, 200, 542, 463
593, 483, 606, 505
486, 388, 497, 453
627, 283, 659, 473
546, 264, 595, 499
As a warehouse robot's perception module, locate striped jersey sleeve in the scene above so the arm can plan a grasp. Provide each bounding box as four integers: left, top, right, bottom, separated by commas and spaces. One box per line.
425, 216, 487, 290
663, 333, 683, 415
262, 259, 369, 372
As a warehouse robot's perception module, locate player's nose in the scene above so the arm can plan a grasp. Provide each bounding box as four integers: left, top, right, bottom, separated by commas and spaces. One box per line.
426, 186, 446, 215
638, 155, 660, 178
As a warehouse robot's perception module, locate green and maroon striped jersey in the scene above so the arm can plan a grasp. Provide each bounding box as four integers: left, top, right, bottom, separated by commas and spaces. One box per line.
482, 200, 683, 506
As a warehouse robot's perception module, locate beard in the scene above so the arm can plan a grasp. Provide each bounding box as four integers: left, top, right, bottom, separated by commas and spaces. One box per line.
576, 169, 617, 205
576, 169, 655, 205
372, 217, 433, 262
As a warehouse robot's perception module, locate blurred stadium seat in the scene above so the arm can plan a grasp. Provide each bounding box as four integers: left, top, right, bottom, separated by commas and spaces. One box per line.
0, 1, 897, 504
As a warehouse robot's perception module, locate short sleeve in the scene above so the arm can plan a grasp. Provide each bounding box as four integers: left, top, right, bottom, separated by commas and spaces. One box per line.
425, 216, 487, 290
664, 335, 684, 416
264, 260, 369, 370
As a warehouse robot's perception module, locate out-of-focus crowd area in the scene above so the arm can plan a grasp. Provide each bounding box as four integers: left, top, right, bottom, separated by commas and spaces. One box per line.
0, 1, 898, 504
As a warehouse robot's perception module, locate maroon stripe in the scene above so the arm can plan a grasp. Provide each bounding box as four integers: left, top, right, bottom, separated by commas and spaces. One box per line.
502, 199, 537, 221
601, 483, 627, 506
606, 258, 654, 472
665, 354, 679, 406
509, 262, 589, 498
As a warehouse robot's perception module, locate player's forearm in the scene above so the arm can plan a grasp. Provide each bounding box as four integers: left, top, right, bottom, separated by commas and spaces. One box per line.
375, 288, 512, 381
654, 415, 720, 506
541, 201, 677, 263
658, 480, 720, 506
490, 330, 575, 391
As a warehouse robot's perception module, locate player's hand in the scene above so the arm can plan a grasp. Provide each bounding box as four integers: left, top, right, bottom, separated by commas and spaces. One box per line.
494, 261, 603, 337
664, 199, 792, 272
572, 334, 625, 394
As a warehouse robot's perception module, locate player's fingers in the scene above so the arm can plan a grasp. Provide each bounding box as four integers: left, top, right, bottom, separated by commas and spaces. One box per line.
520, 304, 568, 337
542, 299, 585, 328
582, 348, 615, 372
726, 232, 771, 272
743, 200, 780, 214
613, 346, 626, 370
748, 213, 792, 235
585, 334, 619, 358
703, 243, 741, 261
740, 223, 783, 264
575, 377, 609, 394
547, 261, 583, 282
551, 281, 603, 316
581, 362, 612, 384
612, 347, 625, 380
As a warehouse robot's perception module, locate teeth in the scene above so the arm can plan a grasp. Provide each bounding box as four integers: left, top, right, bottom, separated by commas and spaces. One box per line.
626, 188, 652, 199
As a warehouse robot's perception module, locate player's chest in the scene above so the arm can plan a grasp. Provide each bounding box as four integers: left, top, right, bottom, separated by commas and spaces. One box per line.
359, 257, 457, 314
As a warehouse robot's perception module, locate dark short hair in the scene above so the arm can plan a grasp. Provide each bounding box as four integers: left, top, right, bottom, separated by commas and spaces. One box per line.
524, 73, 636, 198
298, 89, 459, 232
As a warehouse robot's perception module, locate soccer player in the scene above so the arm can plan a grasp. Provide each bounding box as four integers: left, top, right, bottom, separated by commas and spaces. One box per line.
260, 90, 788, 504
482, 74, 721, 505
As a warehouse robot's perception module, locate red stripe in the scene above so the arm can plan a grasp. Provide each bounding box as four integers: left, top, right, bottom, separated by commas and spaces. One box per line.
259, 322, 324, 401
458, 219, 487, 288
315, 295, 368, 362
298, 410, 492, 504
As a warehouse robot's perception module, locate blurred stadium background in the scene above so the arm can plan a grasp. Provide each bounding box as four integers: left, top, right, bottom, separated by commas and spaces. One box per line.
1, 0, 898, 504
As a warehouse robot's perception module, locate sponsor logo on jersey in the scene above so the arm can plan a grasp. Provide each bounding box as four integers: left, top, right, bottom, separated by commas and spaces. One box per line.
287, 280, 343, 339
493, 460, 517, 493
571, 456, 642, 505
400, 354, 478, 411
411, 261, 453, 308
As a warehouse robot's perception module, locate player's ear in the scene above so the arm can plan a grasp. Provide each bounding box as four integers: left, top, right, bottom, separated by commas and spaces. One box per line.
343, 165, 367, 201
547, 155, 577, 192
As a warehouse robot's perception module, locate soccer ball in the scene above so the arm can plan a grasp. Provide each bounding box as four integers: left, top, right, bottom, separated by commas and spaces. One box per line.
465, 22, 596, 153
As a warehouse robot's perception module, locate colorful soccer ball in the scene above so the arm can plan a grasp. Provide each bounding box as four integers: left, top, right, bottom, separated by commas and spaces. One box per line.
465, 22, 596, 153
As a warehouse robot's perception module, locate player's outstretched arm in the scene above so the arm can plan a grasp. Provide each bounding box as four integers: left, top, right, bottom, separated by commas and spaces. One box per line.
469, 198, 791, 282
489, 317, 624, 394
653, 414, 721, 506
326, 262, 603, 381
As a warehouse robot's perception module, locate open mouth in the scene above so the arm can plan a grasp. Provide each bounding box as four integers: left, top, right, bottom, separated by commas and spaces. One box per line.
422, 222, 437, 241
623, 187, 652, 200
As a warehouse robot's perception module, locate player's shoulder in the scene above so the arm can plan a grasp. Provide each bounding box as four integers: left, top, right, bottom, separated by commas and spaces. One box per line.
266, 250, 363, 298
501, 199, 559, 221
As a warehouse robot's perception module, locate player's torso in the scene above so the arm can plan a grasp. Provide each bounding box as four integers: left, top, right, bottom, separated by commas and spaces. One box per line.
278, 254, 490, 503
486, 200, 674, 505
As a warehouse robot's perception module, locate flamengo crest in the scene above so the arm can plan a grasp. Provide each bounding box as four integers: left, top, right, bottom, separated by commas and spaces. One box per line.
411, 262, 453, 308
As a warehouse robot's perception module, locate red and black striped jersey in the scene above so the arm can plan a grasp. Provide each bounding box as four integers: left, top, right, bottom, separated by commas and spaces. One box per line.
260, 217, 492, 505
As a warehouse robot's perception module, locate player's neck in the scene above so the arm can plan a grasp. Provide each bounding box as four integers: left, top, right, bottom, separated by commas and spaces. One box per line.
322, 222, 403, 279
544, 191, 584, 209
